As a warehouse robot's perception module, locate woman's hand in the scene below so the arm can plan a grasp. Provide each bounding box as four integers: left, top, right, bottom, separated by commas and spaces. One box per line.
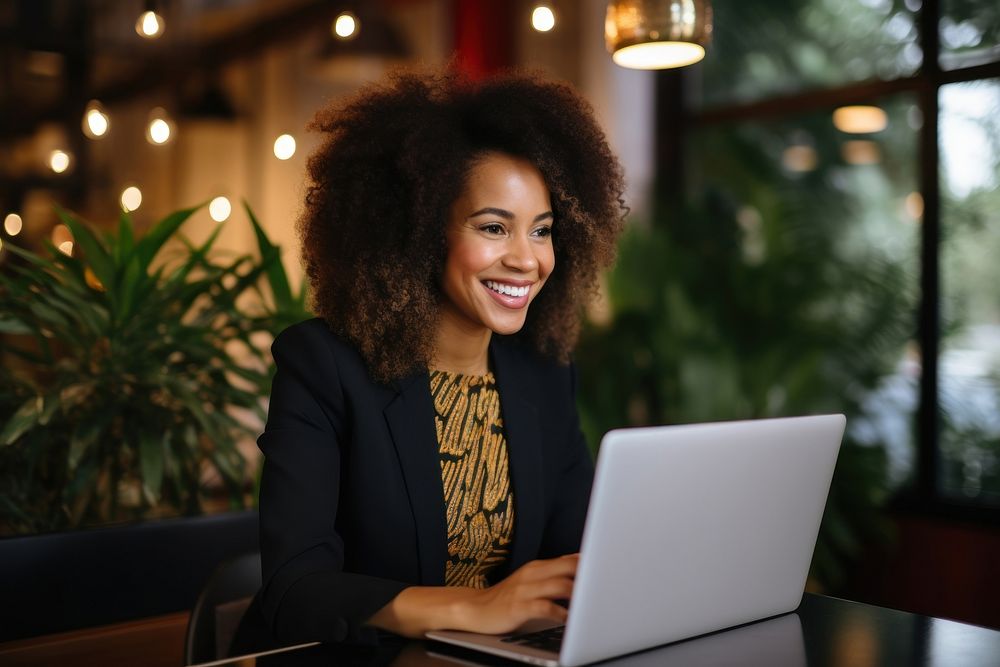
367, 554, 579, 638
456, 553, 578, 634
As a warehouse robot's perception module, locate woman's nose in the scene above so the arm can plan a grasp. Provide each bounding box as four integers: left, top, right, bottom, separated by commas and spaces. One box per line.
502, 234, 539, 272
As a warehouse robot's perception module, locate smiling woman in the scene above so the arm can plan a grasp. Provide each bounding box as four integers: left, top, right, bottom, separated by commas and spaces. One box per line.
233, 68, 626, 653
439, 153, 556, 372
299, 68, 625, 383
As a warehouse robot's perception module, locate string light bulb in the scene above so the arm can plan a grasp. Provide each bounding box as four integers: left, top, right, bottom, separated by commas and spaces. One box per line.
4, 213, 23, 236
333, 12, 358, 39
83, 101, 110, 139
136, 10, 165, 39
121, 186, 143, 212
273, 134, 296, 160
209, 196, 232, 222
532, 6, 556, 32
52, 224, 73, 255
49, 150, 72, 174
147, 108, 174, 145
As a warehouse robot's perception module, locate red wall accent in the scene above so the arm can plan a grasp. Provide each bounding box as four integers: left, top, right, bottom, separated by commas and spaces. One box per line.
453, 0, 515, 79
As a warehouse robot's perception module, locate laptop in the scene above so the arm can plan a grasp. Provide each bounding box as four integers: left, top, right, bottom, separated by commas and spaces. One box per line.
428, 610, 805, 667
426, 414, 846, 666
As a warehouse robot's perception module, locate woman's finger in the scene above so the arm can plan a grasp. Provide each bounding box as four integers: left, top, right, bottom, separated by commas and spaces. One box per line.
526, 600, 569, 623
516, 555, 579, 582
516, 576, 575, 602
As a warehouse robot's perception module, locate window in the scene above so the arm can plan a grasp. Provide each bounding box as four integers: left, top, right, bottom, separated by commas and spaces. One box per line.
677, 0, 1000, 511
938, 79, 1000, 502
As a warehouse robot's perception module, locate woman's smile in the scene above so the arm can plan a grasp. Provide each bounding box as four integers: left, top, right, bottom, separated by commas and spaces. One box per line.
482, 279, 534, 306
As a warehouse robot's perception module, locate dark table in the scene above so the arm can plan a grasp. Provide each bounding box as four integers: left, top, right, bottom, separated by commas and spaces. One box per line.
201, 594, 1000, 667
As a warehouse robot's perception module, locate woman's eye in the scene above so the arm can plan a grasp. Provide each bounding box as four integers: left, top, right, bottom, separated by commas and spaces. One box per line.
480, 223, 505, 235
532, 226, 553, 238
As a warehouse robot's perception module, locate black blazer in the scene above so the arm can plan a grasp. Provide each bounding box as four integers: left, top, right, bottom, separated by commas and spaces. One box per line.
241, 318, 594, 647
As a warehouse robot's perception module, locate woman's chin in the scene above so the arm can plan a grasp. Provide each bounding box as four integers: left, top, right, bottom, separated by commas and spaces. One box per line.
487, 316, 528, 336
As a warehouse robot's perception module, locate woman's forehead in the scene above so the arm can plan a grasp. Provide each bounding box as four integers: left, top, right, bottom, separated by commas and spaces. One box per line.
458, 153, 550, 206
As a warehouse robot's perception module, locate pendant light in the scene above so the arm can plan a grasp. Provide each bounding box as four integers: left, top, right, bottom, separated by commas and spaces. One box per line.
606, 0, 712, 70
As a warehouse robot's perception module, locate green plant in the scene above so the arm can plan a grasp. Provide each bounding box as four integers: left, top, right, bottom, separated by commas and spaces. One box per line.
0, 203, 309, 535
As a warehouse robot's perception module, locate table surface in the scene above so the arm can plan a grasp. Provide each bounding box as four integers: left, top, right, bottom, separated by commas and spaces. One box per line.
201, 594, 1000, 667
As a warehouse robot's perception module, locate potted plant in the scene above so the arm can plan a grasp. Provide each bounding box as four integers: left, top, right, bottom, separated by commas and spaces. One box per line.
0, 203, 309, 535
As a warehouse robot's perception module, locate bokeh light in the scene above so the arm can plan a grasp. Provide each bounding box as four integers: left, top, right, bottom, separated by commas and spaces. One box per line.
49, 150, 71, 173
905, 191, 924, 220
532, 6, 556, 32
4, 213, 23, 236
333, 13, 358, 39
83, 103, 110, 139
136, 11, 164, 39
833, 106, 888, 134
121, 186, 143, 212
147, 109, 173, 145
782, 145, 819, 173
273, 134, 296, 160
842, 140, 882, 165
52, 224, 74, 255
209, 196, 232, 222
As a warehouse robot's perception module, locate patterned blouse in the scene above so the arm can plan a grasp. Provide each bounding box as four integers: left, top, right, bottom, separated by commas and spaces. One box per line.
429, 370, 515, 589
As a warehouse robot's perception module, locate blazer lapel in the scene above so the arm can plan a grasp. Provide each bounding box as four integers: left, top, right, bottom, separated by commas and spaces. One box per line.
383, 372, 448, 586
491, 339, 545, 574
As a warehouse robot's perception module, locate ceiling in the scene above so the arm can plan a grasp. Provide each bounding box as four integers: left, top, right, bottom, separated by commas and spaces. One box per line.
0, 0, 385, 141
0, 0, 421, 210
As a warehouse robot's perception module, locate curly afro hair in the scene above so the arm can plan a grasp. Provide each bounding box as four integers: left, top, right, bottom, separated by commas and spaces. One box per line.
301, 68, 627, 383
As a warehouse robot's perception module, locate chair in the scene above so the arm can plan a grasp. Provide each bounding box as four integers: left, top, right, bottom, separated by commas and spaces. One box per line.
184, 551, 262, 665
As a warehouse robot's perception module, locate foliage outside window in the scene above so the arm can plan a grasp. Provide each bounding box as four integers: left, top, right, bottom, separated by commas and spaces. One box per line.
692, 0, 1000, 509
576, 99, 919, 587
577, 0, 1000, 591
938, 79, 1000, 502
940, 0, 1000, 69
699, 0, 921, 108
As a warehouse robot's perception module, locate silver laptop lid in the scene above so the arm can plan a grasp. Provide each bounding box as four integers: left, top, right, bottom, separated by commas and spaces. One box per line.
560, 414, 845, 666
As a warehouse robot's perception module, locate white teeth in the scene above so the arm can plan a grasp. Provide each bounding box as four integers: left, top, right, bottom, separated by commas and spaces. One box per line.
485, 280, 529, 297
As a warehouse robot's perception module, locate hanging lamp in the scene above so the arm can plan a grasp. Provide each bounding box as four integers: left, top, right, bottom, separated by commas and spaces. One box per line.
606, 0, 712, 70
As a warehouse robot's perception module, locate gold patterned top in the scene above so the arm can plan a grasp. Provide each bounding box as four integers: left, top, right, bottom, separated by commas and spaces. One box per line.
430, 370, 515, 589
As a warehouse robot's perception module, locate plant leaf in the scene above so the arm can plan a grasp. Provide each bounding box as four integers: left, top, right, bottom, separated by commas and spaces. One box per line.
0, 316, 33, 335
117, 210, 135, 265
0, 396, 43, 445
67, 460, 100, 526
68, 417, 109, 470
37, 391, 61, 426
54, 206, 117, 292
245, 202, 294, 310
134, 205, 200, 270
139, 430, 165, 504
117, 255, 143, 321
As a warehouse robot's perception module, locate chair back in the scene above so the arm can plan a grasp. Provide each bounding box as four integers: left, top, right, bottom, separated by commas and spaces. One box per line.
184, 551, 261, 665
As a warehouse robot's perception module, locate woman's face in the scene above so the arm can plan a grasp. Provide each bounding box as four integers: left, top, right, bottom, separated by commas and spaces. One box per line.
441, 152, 555, 337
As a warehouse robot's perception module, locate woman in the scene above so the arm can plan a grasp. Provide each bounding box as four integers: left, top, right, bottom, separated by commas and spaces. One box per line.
239, 68, 626, 649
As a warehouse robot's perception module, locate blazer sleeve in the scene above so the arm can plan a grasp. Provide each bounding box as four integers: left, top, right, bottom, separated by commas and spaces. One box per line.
537, 361, 595, 558
257, 323, 410, 644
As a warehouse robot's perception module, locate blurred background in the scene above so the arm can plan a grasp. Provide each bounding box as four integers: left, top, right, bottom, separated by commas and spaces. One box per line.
0, 0, 998, 650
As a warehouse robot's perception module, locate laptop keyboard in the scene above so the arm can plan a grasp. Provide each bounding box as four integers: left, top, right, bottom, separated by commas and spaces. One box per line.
500, 625, 565, 652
